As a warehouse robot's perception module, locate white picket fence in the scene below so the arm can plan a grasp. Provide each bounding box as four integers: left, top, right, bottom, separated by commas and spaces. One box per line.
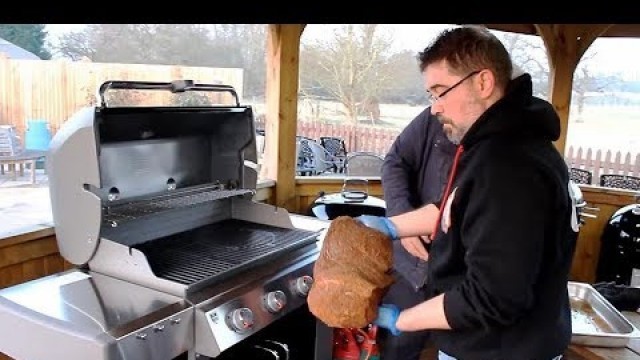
565, 146, 640, 186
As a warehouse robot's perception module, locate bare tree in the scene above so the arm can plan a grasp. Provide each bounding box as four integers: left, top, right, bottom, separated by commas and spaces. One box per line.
494, 32, 549, 98
209, 24, 267, 98
53, 24, 268, 98
56, 24, 154, 63
495, 31, 622, 113
380, 50, 426, 105
300, 24, 394, 125
572, 51, 623, 120
297, 89, 324, 123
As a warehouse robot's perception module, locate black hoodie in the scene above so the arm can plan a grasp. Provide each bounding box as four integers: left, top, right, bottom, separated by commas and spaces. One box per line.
425, 74, 578, 359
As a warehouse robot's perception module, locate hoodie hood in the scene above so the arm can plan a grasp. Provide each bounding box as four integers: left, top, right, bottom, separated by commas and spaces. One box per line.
460, 73, 561, 149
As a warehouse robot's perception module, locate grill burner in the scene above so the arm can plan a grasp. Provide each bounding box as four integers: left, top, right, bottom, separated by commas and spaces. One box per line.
134, 219, 318, 288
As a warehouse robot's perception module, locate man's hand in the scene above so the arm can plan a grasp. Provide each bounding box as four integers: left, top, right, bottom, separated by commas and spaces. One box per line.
355, 215, 399, 240
401, 236, 430, 261
373, 304, 401, 336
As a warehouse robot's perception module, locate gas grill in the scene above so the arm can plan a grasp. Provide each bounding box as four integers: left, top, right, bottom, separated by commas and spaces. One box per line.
0, 80, 329, 360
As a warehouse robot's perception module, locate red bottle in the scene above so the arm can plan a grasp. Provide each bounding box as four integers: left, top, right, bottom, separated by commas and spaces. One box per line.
333, 328, 361, 360
358, 325, 380, 360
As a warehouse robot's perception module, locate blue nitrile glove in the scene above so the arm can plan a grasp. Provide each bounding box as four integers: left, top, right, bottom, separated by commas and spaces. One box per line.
355, 215, 399, 240
373, 303, 401, 336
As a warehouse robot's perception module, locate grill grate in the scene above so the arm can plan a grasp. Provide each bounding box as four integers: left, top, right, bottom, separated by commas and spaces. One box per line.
133, 219, 318, 287
103, 188, 254, 224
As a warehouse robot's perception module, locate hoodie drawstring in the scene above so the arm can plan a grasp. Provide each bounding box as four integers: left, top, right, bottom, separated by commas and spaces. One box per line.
431, 144, 464, 240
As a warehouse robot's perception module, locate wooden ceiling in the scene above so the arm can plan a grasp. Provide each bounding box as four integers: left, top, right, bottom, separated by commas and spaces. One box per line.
483, 24, 640, 38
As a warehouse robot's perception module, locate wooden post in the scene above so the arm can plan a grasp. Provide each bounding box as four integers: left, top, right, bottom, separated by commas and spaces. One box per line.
535, 24, 613, 155
263, 24, 305, 211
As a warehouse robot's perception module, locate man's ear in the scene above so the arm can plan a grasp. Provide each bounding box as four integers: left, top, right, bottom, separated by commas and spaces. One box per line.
477, 69, 496, 99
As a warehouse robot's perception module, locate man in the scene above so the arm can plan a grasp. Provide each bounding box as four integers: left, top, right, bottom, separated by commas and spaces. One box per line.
379, 107, 455, 360
361, 25, 580, 359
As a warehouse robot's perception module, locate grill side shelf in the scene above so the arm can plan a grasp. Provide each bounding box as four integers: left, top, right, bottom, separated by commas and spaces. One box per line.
103, 189, 254, 226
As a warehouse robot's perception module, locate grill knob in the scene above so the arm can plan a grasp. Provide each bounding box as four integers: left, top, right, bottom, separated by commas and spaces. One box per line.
264, 290, 287, 313
226, 307, 254, 333
294, 275, 313, 297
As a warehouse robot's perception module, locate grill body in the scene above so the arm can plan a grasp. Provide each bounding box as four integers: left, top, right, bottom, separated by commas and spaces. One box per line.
0, 81, 329, 360
596, 203, 640, 285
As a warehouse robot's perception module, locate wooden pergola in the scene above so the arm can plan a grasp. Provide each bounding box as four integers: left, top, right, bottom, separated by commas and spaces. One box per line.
263, 24, 627, 209
261, 24, 640, 283
2, 23, 637, 290
1, 24, 640, 360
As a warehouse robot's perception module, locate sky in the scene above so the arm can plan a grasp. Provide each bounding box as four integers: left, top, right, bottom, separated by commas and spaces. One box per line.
46, 24, 640, 80
305, 24, 640, 80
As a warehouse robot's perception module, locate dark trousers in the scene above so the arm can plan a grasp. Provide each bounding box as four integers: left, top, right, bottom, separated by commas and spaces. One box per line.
379, 274, 430, 360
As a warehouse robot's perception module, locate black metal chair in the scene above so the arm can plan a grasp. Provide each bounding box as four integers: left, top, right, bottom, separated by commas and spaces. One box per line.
319, 136, 348, 173
295, 138, 315, 176
295, 138, 336, 176
569, 167, 593, 185
599, 174, 640, 191
344, 152, 384, 176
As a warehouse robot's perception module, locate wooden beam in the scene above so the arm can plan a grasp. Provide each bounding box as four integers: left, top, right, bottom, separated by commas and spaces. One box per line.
536, 24, 613, 155
576, 24, 614, 60
264, 24, 304, 211
483, 24, 538, 35
484, 23, 640, 38
535, 25, 577, 155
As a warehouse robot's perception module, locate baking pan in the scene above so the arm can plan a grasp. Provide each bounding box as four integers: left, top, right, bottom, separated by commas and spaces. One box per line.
569, 281, 640, 347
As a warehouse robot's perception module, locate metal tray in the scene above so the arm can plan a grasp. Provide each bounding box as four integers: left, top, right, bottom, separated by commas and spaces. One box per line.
569, 281, 640, 347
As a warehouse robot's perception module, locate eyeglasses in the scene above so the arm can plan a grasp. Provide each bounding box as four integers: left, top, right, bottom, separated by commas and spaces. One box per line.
427, 70, 481, 105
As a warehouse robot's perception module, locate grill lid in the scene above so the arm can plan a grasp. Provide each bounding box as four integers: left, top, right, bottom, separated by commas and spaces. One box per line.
48, 80, 259, 265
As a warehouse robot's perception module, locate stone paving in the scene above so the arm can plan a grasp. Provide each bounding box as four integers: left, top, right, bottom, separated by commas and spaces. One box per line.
0, 169, 53, 238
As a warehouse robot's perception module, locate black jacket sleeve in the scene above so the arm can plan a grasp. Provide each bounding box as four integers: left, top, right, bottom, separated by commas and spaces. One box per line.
443, 155, 553, 330
381, 110, 431, 217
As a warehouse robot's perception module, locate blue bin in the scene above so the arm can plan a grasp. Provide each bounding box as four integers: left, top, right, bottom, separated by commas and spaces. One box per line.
24, 119, 52, 169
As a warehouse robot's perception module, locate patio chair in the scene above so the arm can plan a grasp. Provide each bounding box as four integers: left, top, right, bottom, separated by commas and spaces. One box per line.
256, 131, 265, 154
0, 126, 47, 184
569, 167, 593, 185
320, 136, 348, 173
344, 152, 384, 177
0, 125, 22, 156
295, 138, 336, 176
295, 139, 313, 176
599, 174, 640, 191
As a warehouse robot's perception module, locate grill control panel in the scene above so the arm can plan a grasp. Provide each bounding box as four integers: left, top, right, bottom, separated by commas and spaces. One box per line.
195, 251, 318, 358
294, 275, 313, 296
226, 307, 255, 333
264, 290, 287, 313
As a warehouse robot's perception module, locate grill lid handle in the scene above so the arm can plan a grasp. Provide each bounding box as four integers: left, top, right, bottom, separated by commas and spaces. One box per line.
97, 80, 240, 107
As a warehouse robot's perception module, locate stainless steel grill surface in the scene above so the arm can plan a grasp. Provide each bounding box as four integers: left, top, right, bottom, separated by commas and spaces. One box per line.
136, 219, 318, 287
0, 80, 330, 360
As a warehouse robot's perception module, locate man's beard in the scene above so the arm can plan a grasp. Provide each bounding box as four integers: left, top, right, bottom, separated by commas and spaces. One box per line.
438, 116, 463, 145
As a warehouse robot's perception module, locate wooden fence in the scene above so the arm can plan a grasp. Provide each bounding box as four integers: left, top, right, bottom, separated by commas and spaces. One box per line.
255, 117, 400, 155
257, 117, 640, 184
0, 57, 243, 139
565, 146, 640, 185
2, 56, 637, 184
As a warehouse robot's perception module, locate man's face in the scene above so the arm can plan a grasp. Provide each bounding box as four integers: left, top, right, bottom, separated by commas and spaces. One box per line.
424, 60, 484, 145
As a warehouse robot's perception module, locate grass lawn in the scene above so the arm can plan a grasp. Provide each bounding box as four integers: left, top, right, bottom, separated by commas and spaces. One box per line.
567, 105, 640, 155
